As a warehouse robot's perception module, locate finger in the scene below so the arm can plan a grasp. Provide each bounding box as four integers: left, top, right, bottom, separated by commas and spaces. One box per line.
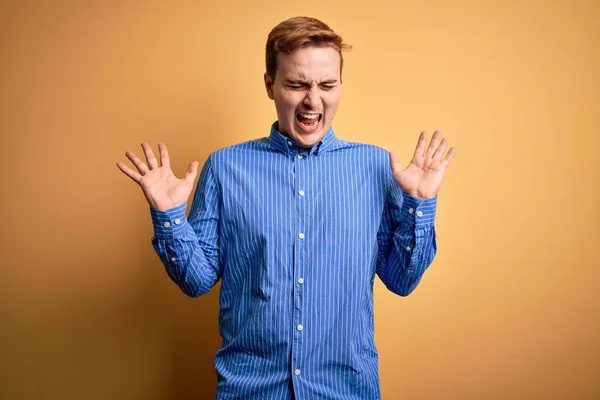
125, 151, 149, 175
424, 130, 441, 159
158, 142, 170, 168
442, 147, 456, 166
413, 131, 427, 159
433, 138, 449, 161
141, 142, 159, 169
116, 161, 143, 184
184, 161, 199, 184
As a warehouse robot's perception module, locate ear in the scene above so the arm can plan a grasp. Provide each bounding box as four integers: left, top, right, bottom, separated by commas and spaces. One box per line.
264, 73, 274, 100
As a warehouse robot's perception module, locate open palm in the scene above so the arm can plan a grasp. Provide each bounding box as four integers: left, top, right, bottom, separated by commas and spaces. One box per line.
116, 142, 199, 211
389, 130, 456, 200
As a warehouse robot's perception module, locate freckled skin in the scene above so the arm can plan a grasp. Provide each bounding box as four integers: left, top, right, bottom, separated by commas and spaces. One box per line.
264, 46, 342, 149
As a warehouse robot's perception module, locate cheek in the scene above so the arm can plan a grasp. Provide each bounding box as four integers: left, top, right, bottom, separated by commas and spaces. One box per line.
279, 95, 301, 112
274, 97, 297, 117
323, 95, 341, 113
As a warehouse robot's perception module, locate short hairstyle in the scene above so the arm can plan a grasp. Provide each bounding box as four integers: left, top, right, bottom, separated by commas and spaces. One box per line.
265, 16, 352, 82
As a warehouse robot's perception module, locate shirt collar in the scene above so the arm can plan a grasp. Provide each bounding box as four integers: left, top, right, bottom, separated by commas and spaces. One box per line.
268, 121, 341, 156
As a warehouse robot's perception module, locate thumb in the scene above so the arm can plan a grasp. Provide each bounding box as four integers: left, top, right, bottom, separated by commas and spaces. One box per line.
184, 161, 199, 184
389, 151, 402, 176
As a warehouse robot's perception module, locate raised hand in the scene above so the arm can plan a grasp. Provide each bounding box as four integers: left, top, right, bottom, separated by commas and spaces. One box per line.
389, 130, 456, 200
116, 142, 199, 211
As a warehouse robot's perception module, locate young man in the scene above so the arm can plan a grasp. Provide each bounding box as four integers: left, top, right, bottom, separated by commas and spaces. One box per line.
117, 16, 455, 400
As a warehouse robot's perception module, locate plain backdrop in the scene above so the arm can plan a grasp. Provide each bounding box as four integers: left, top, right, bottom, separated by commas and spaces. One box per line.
1, 0, 598, 399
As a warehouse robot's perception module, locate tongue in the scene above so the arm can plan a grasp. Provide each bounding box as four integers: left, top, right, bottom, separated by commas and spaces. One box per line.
298, 114, 318, 124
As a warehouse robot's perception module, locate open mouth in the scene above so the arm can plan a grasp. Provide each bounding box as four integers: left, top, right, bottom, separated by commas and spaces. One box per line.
296, 112, 322, 131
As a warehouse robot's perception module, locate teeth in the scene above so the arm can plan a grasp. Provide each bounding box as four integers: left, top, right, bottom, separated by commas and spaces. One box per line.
299, 113, 319, 119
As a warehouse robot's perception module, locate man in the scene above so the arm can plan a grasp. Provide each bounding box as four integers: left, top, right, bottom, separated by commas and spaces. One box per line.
116, 16, 455, 400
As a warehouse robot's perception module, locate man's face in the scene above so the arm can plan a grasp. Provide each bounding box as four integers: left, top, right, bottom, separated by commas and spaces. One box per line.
264, 46, 342, 148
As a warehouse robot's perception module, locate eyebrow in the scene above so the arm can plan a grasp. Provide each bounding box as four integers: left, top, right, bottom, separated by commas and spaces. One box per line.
284, 79, 338, 85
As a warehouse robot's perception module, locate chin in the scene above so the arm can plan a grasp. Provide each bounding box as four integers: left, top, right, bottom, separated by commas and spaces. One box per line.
298, 125, 328, 142
294, 130, 324, 147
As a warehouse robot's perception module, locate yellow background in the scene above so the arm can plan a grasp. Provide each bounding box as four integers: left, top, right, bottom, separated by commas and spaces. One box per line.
1, 0, 598, 398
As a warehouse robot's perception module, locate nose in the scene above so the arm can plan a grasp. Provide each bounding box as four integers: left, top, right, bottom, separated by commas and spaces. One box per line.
303, 86, 320, 109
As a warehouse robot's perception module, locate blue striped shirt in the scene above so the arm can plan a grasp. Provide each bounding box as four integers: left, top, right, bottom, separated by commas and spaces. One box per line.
150, 122, 438, 399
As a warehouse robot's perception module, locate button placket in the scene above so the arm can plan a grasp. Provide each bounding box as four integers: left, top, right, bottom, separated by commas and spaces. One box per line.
291, 145, 306, 380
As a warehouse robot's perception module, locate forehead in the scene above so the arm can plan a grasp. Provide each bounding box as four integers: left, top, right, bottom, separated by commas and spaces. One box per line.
275, 46, 341, 81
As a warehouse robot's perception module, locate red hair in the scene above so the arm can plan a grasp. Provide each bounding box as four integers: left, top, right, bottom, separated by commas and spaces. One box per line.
265, 16, 352, 82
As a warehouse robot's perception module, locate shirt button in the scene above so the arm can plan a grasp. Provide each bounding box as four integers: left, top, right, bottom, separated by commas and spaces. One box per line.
416, 211, 424, 217
287, 140, 292, 146
294, 369, 301, 375
297, 324, 303, 331
405, 246, 411, 252
298, 233, 305, 239
297, 277, 304, 284
408, 208, 414, 214
297, 154, 303, 159
163, 221, 171, 227
171, 257, 177, 261
174, 218, 181, 225
298, 190, 305, 196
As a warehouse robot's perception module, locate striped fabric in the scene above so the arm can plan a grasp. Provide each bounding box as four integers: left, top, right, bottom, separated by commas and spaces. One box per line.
150, 122, 438, 399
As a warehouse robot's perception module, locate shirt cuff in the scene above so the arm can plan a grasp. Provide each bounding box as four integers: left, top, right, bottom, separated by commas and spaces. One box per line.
399, 192, 437, 229
150, 202, 189, 238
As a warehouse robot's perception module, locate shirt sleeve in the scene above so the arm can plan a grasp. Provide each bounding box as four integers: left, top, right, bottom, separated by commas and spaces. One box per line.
150, 154, 222, 297
376, 173, 438, 296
